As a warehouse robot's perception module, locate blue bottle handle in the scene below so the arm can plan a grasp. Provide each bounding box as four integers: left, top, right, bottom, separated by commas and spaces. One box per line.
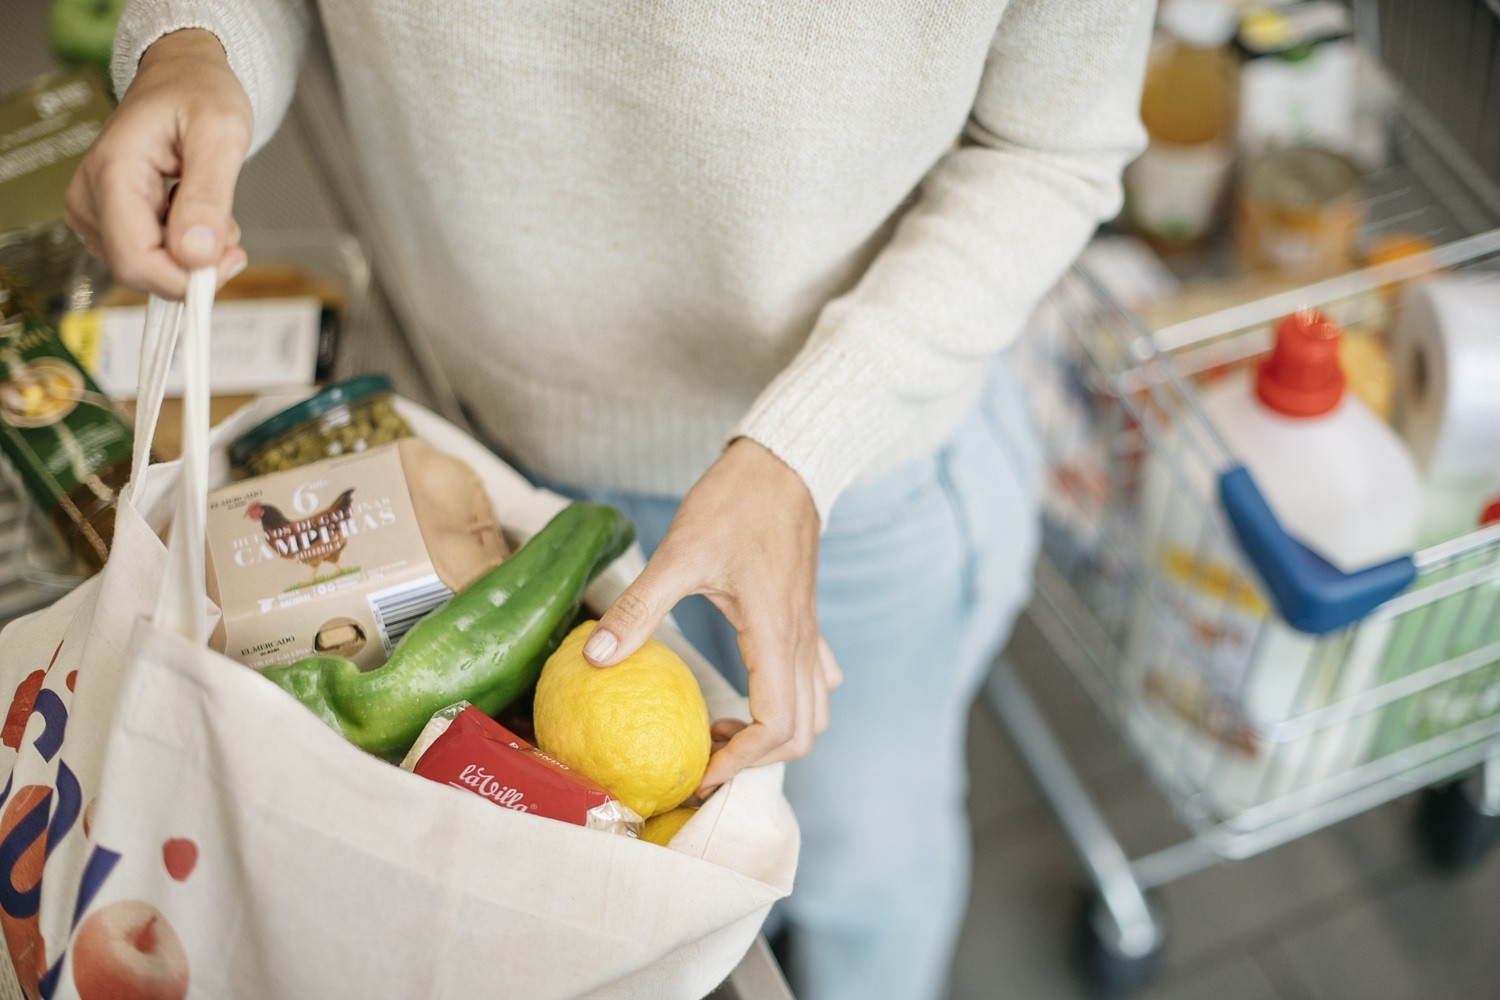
1217, 466, 1416, 634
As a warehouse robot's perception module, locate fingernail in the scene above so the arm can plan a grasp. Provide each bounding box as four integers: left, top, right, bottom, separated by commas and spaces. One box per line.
180, 225, 215, 260
583, 628, 618, 664
221, 258, 247, 283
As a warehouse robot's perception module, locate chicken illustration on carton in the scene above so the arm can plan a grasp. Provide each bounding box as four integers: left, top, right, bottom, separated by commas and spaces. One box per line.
243, 487, 358, 586
204, 439, 509, 672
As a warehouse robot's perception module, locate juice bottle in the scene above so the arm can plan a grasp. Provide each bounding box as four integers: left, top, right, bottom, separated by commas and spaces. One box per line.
1125, 0, 1240, 245
0, 273, 135, 572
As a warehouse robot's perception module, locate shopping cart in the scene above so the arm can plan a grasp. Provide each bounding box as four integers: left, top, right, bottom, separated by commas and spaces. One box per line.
988, 10, 1500, 989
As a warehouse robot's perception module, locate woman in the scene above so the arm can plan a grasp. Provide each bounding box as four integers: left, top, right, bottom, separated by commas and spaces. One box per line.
67, 3, 1152, 997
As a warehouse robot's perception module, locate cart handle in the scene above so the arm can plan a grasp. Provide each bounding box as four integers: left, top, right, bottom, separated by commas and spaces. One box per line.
1218, 466, 1417, 634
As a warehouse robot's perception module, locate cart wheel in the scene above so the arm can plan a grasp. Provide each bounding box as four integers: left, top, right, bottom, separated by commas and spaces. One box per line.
1417, 780, 1500, 873
1075, 890, 1164, 998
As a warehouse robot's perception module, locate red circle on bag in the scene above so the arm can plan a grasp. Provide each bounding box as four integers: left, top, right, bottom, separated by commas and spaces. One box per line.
162, 839, 199, 882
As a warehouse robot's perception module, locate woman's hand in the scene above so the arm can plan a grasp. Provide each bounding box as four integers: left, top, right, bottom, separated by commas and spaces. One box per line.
65, 28, 252, 299
586, 438, 842, 795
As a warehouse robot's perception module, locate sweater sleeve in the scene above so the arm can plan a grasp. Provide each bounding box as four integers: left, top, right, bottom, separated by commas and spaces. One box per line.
111, 0, 312, 156
732, 0, 1154, 523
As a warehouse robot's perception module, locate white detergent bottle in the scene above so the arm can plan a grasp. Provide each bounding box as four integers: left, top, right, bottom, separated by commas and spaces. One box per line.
1130, 309, 1421, 815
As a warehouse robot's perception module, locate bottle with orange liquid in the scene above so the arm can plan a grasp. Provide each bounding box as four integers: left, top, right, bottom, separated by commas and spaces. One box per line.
1125, 0, 1240, 246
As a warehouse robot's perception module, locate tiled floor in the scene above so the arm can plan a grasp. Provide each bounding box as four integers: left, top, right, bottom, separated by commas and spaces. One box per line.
951, 618, 1500, 1000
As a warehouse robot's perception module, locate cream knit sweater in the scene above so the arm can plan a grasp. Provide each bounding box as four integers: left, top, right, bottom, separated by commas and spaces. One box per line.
114, 1, 1152, 521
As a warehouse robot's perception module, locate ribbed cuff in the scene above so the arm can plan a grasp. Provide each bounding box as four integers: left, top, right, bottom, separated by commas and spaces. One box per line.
731, 305, 914, 527
111, 0, 307, 155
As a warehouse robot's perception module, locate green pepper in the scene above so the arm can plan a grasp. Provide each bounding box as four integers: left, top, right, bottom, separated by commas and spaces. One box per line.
262, 502, 634, 758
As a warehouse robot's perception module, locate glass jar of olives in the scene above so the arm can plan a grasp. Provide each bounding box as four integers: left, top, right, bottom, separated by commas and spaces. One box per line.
229, 374, 414, 476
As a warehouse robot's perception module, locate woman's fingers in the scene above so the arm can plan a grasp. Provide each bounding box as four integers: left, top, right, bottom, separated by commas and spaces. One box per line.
699, 619, 824, 794
627, 437, 825, 798
166, 110, 251, 268
586, 554, 694, 667
698, 720, 788, 796
697, 619, 803, 793
813, 661, 830, 737
63, 28, 253, 298
818, 634, 842, 691
216, 244, 249, 287
710, 719, 749, 744
96, 159, 189, 298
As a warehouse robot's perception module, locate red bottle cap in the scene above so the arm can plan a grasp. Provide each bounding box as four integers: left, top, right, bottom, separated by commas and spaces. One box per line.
1256, 309, 1346, 418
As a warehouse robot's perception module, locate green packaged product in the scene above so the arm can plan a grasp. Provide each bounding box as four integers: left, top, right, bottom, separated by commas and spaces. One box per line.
0, 72, 113, 307
0, 276, 134, 570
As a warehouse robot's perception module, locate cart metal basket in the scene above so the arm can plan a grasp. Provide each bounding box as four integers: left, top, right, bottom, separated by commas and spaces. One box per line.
988, 7, 1500, 989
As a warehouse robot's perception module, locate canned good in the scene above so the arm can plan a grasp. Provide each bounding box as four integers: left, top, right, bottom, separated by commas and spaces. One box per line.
229, 374, 413, 475
1235, 145, 1362, 279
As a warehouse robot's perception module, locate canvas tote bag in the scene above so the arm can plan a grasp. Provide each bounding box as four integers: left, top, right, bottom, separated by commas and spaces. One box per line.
0, 269, 797, 1000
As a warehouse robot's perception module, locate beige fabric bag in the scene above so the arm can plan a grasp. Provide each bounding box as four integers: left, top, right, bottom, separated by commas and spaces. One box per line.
0, 271, 796, 1000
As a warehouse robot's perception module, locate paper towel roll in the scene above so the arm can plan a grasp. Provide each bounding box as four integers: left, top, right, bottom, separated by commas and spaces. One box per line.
1392, 276, 1500, 543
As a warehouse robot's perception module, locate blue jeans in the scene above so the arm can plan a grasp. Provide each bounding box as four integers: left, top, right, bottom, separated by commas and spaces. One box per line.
543, 359, 1040, 1000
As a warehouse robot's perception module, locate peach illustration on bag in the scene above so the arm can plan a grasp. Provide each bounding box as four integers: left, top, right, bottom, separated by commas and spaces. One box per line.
71, 901, 189, 1000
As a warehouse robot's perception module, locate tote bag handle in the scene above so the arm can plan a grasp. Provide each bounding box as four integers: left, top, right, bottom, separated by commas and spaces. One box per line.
119, 268, 217, 644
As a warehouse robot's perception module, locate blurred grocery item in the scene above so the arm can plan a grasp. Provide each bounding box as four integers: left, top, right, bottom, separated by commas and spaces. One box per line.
59, 296, 326, 399
534, 622, 711, 819
401, 703, 642, 836
1337, 329, 1393, 421
0, 274, 134, 573
260, 502, 634, 760
1235, 2, 1356, 156
48, 0, 124, 78
1200, 309, 1419, 570
205, 437, 509, 672
1362, 232, 1438, 271
124, 395, 261, 464
229, 374, 413, 475
1141, 279, 1392, 416
1125, 0, 1240, 245
1390, 277, 1500, 545
1362, 231, 1440, 308
0, 72, 111, 309
63, 263, 346, 399
1370, 497, 1500, 763
1130, 309, 1421, 811
1347, 47, 1401, 172
99, 261, 348, 371
1234, 144, 1361, 278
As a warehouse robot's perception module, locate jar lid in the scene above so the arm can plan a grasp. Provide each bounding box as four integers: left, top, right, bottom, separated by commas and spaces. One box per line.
1256, 309, 1345, 418
230, 374, 394, 467
1243, 146, 1360, 209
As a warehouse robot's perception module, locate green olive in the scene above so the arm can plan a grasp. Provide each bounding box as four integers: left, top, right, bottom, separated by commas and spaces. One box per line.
244, 394, 412, 475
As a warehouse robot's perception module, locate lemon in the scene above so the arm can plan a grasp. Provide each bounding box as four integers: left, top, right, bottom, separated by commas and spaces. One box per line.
533, 621, 711, 818
640, 806, 698, 846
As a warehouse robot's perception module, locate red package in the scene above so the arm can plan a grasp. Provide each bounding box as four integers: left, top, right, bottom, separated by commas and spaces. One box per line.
406, 705, 640, 833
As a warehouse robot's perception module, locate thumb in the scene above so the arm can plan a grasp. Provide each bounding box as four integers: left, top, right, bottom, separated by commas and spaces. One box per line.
584, 560, 688, 667
165, 115, 249, 269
